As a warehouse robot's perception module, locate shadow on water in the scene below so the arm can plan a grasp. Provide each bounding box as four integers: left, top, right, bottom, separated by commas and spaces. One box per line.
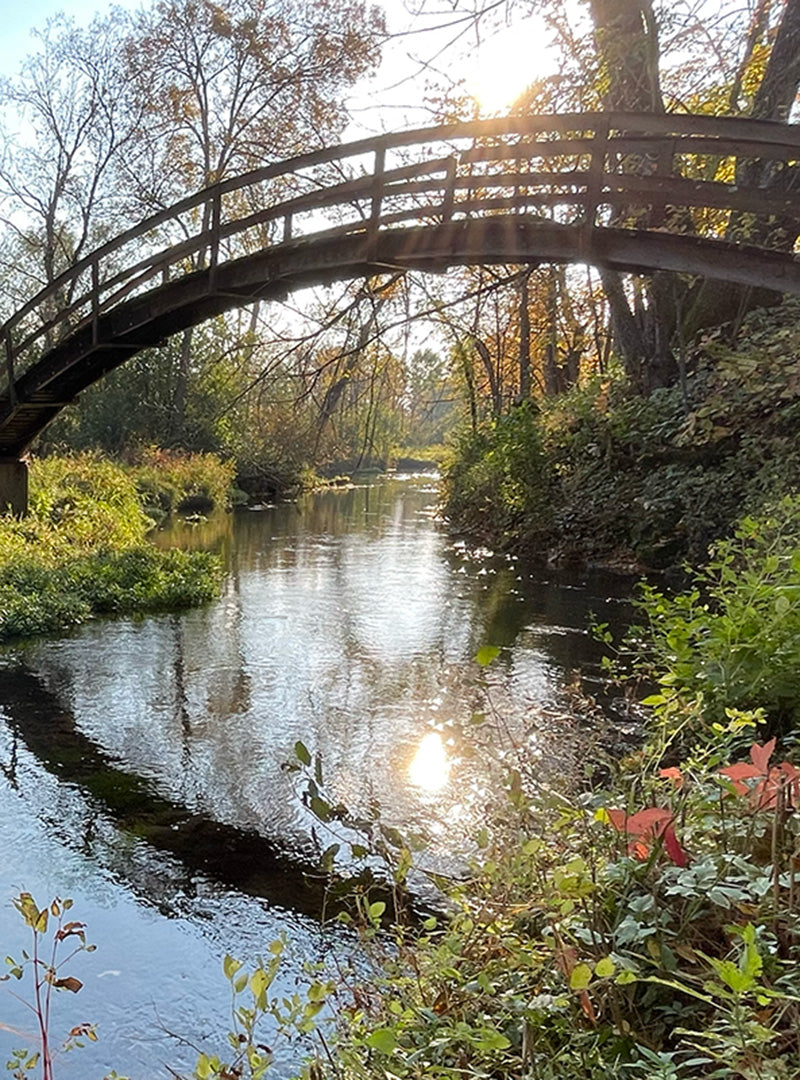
0, 660, 335, 918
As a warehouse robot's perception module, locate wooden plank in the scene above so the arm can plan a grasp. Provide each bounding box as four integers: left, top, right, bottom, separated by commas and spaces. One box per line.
602, 172, 800, 216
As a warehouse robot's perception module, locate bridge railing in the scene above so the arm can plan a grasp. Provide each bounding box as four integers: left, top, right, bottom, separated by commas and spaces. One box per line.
2, 111, 799, 402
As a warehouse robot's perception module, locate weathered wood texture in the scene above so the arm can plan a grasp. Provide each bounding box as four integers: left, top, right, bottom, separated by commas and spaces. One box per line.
0, 111, 798, 456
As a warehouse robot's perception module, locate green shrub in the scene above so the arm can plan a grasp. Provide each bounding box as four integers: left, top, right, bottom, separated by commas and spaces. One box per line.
443, 406, 555, 546
635, 496, 800, 734
128, 447, 235, 517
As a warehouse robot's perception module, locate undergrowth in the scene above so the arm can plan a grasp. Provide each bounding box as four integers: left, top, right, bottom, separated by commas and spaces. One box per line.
284, 498, 800, 1079
443, 298, 800, 569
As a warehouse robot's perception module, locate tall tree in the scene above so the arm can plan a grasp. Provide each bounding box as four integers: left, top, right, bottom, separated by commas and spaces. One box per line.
0, 14, 143, 325
117, 0, 385, 439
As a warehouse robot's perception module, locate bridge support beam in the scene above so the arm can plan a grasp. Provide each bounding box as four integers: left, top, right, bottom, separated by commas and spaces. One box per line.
0, 459, 28, 516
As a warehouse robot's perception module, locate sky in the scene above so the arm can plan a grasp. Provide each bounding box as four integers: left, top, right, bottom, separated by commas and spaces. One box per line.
0, 0, 558, 121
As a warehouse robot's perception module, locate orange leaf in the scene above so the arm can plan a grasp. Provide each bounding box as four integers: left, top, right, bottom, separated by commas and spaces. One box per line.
659, 767, 683, 788
630, 841, 650, 861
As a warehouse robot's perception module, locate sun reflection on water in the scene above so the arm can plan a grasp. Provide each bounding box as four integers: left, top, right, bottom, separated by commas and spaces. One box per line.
408, 731, 451, 792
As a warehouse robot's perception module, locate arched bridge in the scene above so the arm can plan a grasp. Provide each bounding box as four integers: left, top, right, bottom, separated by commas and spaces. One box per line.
1, 110, 799, 510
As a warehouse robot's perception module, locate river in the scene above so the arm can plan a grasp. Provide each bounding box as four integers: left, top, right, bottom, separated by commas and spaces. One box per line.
0, 474, 634, 1078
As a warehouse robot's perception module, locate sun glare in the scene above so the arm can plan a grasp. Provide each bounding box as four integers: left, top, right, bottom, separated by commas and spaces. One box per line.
466, 20, 556, 114
408, 731, 451, 792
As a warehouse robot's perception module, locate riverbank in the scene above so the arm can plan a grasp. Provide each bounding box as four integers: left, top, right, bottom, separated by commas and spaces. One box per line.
443, 298, 800, 572
0, 452, 230, 641
312, 496, 800, 1079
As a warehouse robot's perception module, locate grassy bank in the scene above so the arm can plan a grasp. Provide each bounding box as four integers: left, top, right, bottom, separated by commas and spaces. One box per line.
443, 300, 800, 571
0, 453, 226, 642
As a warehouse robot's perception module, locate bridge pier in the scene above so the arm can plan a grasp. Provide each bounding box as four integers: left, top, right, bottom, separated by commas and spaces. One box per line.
0, 459, 28, 516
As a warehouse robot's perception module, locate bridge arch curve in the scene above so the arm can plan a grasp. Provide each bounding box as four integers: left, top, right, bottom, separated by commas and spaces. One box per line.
1, 111, 799, 509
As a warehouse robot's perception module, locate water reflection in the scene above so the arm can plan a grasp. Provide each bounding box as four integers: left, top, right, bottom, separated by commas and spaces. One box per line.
0, 474, 635, 1078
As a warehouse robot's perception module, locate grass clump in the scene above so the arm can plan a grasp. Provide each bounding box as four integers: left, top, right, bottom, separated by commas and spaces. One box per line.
126, 446, 236, 517
0, 453, 222, 642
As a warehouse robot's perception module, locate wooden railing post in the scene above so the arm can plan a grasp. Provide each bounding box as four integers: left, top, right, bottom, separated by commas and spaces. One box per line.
370, 145, 386, 237
583, 114, 610, 243
209, 187, 222, 286
91, 259, 100, 346
4, 333, 17, 407
441, 155, 458, 223
283, 212, 293, 242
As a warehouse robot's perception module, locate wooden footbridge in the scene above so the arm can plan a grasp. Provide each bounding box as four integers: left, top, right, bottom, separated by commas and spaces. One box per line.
1, 110, 799, 511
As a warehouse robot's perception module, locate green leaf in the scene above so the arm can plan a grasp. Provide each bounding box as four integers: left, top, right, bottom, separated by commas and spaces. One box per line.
594, 956, 616, 979
368, 901, 386, 922
223, 954, 243, 981
309, 795, 331, 822
250, 968, 269, 1001
475, 645, 500, 667
365, 1028, 397, 1054
195, 1053, 212, 1079
295, 741, 311, 767
475, 1030, 511, 1051
569, 963, 593, 991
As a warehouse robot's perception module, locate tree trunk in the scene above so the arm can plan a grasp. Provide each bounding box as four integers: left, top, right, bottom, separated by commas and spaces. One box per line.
681, 0, 800, 339
518, 271, 532, 402
170, 327, 193, 442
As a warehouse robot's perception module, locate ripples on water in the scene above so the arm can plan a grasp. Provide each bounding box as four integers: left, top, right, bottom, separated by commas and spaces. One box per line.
0, 475, 633, 1077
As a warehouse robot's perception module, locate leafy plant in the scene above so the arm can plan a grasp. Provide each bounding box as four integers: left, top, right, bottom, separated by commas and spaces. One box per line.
1, 894, 103, 1080
634, 496, 800, 735
189, 943, 334, 1080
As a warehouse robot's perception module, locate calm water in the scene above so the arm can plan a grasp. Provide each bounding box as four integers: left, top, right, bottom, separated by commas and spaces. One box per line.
0, 476, 633, 1078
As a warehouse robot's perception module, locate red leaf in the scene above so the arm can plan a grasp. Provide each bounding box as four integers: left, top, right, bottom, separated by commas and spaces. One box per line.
662, 823, 690, 867
630, 841, 650, 861
720, 763, 762, 794
555, 945, 577, 978
606, 809, 628, 832
778, 762, 800, 809
579, 990, 597, 1023
625, 808, 673, 837
750, 739, 776, 775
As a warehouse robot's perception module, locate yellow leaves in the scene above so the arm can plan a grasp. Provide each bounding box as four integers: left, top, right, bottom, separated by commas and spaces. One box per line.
742, 42, 771, 99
